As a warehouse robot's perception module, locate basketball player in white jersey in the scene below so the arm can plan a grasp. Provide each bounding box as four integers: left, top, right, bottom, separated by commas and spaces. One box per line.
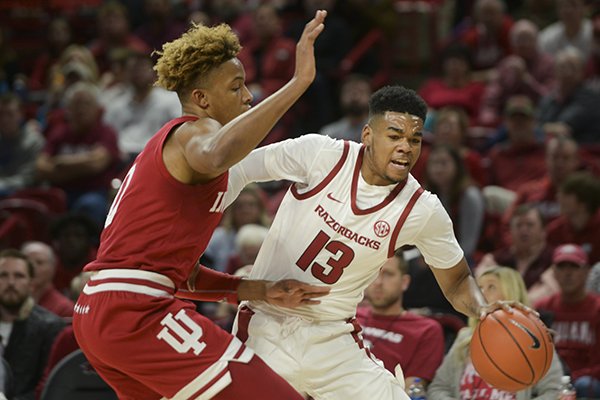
183, 86, 524, 399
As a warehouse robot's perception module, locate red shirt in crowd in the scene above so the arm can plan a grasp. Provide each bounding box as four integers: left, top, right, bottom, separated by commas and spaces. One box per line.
487, 142, 546, 192
38, 287, 75, 318
546, 210, 600, 265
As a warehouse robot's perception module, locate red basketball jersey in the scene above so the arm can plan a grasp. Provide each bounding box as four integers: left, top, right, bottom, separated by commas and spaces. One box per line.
85, 116, 229, 287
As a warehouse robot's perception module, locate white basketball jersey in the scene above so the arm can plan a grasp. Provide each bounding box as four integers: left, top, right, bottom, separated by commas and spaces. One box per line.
244, 137, 463, 321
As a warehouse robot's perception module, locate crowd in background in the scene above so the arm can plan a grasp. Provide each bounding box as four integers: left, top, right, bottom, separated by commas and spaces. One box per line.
0, 0, 599, 399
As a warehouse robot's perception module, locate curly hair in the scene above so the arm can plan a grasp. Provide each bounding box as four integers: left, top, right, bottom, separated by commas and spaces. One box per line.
369, 86, 428, 121
154, 23, 241, 95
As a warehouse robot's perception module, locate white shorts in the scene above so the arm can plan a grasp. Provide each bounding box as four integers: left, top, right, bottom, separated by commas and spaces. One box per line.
232, 305, 409, 400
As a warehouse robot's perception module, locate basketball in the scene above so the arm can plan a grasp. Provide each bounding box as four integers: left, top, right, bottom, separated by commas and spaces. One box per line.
470, 308, 554, 392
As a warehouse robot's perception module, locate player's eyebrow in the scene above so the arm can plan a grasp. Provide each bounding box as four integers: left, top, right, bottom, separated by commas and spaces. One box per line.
387, 126, 423, 137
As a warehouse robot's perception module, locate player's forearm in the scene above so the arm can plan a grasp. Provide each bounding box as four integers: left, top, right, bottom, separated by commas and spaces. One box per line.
446, 273, 488, 319
205, 77, 311, 171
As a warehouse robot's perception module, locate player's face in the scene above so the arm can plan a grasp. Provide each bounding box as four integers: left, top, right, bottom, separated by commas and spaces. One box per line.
202, 58, 253, 125
361, 112, 423, 186
477, 274, 505, 303
366, 258, 408, 310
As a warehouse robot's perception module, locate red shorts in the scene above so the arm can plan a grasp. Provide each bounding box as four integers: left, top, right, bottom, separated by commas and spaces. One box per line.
72, 269, 303, 400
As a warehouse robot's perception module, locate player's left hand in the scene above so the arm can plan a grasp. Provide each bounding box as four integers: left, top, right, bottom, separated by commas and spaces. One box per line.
265, 279, 330, 308
479, 300, 539, 320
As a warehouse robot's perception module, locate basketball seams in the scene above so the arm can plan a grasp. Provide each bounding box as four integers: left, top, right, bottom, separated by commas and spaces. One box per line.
478, 314, 535, 386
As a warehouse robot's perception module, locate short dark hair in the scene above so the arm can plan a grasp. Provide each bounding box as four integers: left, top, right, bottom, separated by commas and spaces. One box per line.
391, 249, 409, 275
0, 249, 35, 278
560, 172, 600, 214
511, 203, 546, 227
369, 86, 427, 121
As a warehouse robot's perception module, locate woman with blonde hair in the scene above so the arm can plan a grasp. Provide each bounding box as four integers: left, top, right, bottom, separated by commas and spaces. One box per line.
428, 266, 563, 400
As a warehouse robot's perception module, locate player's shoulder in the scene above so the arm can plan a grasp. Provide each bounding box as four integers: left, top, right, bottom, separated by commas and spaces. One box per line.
293, 133, 351, 151
403, 175, 440, 211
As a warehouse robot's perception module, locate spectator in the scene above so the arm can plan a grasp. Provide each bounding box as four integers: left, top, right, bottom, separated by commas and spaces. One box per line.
457, 0, 514, 74
538, 0, 593, 59
587, 262, 600, 294
537, 46, 600, 144
206, 0, 255, 45
486, 95, 546, 193
204, 184, 270, 271
479, 19, 555, 127
0, 93, 44, 197
36, 82, 120, 225
286, 0, 353, 133
535, 244, 600, 398
546, 172, 600, 264
0, 27, 19, 94
237, 4, 297, 104
224, 224, 269, 275
424, 145, 484, 263
50, 214, 99, 295
505, 136, 582, 227
357, 250, 444, 388
103, 51, 180, 164
428, 266, 563, 400
413, 107, 486, 186
236, 3, 297, 144
584, 14, 600, 88
418, 43, 485, 124
21, 242, 74, 319
89, 1, 150, 74
0, 249, 65, 400
477, 204, 556, 303
319, 74, 371, 142
28, 17, 73, 92
134, 0, 187, 53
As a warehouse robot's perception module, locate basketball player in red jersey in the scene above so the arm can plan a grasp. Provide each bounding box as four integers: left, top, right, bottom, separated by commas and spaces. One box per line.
72, 11, 329, 400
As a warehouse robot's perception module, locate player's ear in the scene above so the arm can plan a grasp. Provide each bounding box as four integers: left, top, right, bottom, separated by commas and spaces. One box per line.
361, 122, 372, 145
190, 88, 209, 109
401, 274, 410, 292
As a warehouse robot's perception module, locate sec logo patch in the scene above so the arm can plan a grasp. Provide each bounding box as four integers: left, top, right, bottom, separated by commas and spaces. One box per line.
373, 220, 390, 238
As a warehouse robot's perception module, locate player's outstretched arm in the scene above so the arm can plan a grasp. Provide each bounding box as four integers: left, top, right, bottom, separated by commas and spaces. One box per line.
430, 257, 488, 319
175, 265, 329, 307
186, 10, 327, 177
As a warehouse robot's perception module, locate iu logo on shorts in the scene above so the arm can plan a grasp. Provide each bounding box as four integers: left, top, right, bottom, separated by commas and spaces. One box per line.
157, 309, 207, 355
373, 220, 391, 238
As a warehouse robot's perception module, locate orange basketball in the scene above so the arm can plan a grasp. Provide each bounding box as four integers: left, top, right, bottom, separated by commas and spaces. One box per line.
470, 308, 554, 392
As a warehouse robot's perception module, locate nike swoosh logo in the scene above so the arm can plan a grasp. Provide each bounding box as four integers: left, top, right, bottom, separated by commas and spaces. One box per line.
327, 192, 343, 203
510, 319, 541, 349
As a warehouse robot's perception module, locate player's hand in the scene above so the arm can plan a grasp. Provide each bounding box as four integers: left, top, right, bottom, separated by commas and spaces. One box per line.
293, 9, 327, 85
265, 279, 330, 308
479, 300, 539, 320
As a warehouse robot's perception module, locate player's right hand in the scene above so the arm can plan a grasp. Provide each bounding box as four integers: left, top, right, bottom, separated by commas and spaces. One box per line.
293, 9, 327, 85
265, 279, 330, 308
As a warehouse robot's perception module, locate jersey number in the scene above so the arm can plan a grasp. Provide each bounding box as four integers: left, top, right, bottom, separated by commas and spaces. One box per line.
104, 164, 136, 228
296, 230, 355, 284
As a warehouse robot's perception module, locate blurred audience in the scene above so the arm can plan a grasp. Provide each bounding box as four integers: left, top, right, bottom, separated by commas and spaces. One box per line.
204, 184, 270, 271
535, 244, 600, 398
50, 213, 99, 295
477, 204, 556, 303
486, 95, 546, 193
224, 224, 269, 275
418, 43, 485, 124
319, 74, 371, 142
36, 82, 120, 225
457, 0, 514, 74
0, 93, 44, 197
89, 1, 150, 74
479, 19, 555, 127
424, 145, 484, 263
537, 46, 600, 144
134, 0, 187, 53
538, 0, 593, 59
103, 51, 180, 164
21, 241, 74, 319
546, 172, 600, 264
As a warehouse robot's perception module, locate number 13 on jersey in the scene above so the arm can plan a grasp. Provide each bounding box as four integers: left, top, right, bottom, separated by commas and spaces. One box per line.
296, 230, 355, 284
